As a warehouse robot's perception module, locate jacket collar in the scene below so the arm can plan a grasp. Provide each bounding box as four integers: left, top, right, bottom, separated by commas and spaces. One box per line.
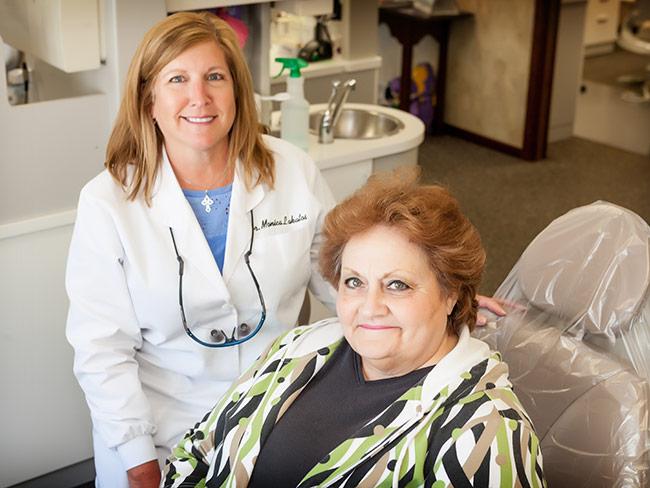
149, 147, 266, 289
420, 327, 491, 400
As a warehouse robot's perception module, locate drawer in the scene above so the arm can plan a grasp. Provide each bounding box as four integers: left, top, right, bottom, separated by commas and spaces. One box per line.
584, 0, 620, 45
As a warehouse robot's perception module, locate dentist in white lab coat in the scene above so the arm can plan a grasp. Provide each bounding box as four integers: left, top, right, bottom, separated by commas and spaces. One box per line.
65, 12, 334, 488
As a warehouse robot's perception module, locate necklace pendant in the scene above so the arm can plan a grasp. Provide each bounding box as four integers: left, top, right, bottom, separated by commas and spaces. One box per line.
201, 193, 214, 213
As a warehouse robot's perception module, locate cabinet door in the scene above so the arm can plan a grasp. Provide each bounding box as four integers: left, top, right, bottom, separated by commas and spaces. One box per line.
0, 0, 101, 73
584, 0, 620, 46
321, 159, 373, 202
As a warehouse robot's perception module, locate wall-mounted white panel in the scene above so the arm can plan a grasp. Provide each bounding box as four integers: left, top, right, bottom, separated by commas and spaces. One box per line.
0, 224, 93, 487
0, 0, 101, 73
548, 0, 587, 142
321, 158, 373, 202
0, 89, 108, 224
275, 0, 333, 16
165, 0, 265, 12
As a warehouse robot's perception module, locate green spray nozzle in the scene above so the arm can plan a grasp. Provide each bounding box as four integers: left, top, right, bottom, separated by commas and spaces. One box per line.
274, 57, 308, 78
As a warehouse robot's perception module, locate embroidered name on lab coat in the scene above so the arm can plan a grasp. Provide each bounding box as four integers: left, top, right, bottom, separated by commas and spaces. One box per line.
254, 213, 307, 231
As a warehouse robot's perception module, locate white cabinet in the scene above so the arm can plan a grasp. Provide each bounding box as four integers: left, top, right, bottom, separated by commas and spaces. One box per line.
584, 0, 620, 55
549, 0, 588, 142
166, 0, 267, 11
273, 0, 333, 16
0, 0, 101, 73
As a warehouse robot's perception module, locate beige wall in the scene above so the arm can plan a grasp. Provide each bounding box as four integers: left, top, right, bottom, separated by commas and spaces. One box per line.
445, 0, 536, 148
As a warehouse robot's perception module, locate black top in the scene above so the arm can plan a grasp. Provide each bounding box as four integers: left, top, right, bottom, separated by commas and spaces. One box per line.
248, 339, 433, 488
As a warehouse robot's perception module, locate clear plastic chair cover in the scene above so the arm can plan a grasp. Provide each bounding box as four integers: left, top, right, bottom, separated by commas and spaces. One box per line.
474, 201, 650, 487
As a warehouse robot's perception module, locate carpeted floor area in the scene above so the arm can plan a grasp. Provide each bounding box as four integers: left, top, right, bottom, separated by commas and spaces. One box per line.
418, 134, 650, 294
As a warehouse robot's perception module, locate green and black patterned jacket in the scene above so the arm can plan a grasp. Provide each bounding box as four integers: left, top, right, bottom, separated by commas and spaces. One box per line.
163, 319, 546, 487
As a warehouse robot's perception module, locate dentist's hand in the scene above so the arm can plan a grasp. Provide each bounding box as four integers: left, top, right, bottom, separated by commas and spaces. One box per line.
128, 460, 161, 488
475, 294, 507, 326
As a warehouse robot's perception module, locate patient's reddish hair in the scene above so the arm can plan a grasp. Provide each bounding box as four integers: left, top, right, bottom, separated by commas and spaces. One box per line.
319, 168, 486, 333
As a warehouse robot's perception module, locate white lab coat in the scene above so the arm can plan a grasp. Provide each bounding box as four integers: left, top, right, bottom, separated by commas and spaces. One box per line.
65, 135, 336, 486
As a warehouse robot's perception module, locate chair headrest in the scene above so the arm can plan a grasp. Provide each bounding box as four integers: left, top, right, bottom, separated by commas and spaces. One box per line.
517, 202, 650, 337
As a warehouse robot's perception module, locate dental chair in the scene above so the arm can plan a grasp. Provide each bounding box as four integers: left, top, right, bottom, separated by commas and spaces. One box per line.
474, 202, 650, 487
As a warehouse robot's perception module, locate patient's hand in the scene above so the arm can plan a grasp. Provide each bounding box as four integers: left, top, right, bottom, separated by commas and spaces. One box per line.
476, 294, 507, 326
127, 460, 161, 488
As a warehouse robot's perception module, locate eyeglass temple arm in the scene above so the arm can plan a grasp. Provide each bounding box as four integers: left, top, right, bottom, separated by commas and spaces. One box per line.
169, 228, 188, 329
169, 227, 184, 276
244, 211, 266, 312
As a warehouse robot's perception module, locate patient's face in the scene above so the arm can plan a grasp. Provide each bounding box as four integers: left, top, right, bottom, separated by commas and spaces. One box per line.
336, 225, 457, 381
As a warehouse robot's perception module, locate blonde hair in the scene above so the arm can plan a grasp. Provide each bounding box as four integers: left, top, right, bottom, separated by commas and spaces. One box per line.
106, 12, 274, 204
319, 169, 486, 334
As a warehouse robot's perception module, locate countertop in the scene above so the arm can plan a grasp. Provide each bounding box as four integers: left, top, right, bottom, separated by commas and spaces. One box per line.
273, 103, 425, 170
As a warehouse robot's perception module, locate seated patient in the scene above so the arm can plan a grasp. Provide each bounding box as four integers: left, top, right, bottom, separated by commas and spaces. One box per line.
163, 171, 545, 487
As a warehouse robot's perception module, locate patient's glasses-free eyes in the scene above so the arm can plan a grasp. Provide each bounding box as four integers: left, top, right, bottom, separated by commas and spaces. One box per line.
168, 210, 266, 348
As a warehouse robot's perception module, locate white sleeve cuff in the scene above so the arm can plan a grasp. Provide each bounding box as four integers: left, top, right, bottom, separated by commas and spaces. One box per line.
116, 434, 158, 471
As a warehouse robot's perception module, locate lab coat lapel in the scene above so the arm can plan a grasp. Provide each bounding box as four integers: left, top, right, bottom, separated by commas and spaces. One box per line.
150, 150, 229, 294
222, 162, 265, 285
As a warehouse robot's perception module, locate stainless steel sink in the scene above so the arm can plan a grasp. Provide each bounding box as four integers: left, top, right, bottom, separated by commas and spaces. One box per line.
309, 108, 404, 140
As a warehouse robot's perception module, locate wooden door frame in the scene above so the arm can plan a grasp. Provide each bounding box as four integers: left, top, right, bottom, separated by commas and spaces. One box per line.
522, 0, 561, 160
445, 0, 561, 161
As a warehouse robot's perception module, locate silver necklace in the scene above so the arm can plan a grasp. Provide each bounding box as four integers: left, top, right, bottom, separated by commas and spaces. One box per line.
201, 193, 215, 213
179, 164, 231, 214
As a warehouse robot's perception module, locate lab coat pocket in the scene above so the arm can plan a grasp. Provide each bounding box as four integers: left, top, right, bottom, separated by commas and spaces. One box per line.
251, 224, 312, 292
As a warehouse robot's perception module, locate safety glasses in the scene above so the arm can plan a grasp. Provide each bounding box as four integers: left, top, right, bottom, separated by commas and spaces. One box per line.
168, 210, 266, 348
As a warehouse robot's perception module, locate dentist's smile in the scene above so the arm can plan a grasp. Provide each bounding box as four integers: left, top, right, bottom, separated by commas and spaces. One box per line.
182, 116, 216, 124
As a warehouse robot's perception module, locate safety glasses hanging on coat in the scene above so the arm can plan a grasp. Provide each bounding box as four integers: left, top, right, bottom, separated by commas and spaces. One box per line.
169, 210, 266, 347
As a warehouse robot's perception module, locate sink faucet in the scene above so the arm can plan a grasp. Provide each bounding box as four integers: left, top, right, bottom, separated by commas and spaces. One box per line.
319, 78, 357, 143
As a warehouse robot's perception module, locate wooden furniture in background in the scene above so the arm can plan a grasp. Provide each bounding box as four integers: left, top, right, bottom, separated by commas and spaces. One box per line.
379, 5, 471, 134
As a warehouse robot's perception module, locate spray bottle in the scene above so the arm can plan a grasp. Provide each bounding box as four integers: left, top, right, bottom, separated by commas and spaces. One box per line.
274, 58, 309, 152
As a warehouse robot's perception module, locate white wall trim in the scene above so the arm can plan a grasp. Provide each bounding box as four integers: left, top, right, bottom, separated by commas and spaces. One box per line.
0, 209, 76, 241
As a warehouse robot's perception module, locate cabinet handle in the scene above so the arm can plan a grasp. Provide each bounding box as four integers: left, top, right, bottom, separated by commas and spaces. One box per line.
596, 15, 609, 24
